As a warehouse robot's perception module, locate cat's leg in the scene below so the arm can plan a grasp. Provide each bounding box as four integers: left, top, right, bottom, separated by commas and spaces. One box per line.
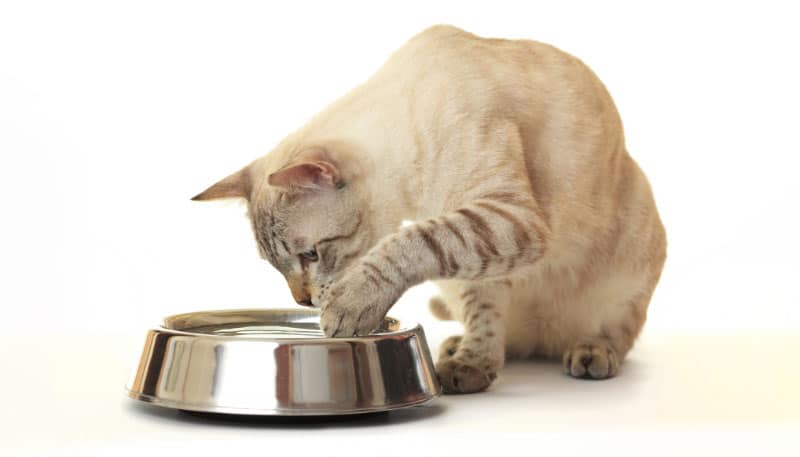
320, 187, 547, 337
562, 291, 650, 379
319, 189, 549, 337
320, 120, 549, 337
436, 280, 511, 394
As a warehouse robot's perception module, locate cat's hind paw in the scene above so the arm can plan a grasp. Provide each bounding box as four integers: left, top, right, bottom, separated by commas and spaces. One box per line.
562, 342, 619, 379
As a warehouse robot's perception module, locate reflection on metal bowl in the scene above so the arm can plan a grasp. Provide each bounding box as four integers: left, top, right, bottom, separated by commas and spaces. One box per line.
126, 308, 441, 415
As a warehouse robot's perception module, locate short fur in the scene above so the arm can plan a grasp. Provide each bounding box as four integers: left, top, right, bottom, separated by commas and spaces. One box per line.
194, 25, 667, 393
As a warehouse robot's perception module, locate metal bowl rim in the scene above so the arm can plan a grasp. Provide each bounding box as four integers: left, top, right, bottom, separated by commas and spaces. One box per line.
155, 307, 424, 344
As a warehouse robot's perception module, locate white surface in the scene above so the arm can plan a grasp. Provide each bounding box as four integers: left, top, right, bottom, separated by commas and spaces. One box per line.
1, 329, 798, 456
1, 1, 799, 455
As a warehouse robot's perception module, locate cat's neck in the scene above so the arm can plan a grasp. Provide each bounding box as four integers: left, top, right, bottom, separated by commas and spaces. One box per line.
325, 133, 420, 227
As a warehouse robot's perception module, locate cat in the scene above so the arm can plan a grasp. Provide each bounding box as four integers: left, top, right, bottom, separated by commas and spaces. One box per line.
192, 25, 666, 394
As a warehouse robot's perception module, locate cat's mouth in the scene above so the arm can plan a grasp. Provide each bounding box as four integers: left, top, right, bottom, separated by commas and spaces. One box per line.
300, 295, 323, 308
297, 299, 315, 308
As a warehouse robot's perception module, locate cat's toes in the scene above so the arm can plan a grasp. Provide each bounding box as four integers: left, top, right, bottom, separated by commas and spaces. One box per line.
436, 358, 496, 394
428, 296, 453, 320
438, 335, 463, 361
562, 342, 619, 379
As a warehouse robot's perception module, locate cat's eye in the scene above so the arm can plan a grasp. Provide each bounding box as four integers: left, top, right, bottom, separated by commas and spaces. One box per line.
300, 248, 319, 262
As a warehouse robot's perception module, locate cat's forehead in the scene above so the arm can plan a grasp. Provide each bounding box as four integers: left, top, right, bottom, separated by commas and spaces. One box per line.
250, 195, 290, 266
251, 191, 288, 234
250, 189, 310, 248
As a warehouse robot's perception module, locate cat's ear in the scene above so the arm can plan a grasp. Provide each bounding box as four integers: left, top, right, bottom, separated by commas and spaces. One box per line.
191, 166, 251, 201
267, 149, 342, 191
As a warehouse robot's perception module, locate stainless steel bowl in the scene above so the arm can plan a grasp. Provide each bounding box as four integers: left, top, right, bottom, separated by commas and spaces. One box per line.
126, 308, 441, 415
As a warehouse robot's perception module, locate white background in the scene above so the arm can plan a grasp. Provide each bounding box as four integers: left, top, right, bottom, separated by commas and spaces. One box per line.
1, 1, 798, 456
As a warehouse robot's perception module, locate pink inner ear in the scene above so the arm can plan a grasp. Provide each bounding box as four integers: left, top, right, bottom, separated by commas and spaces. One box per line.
268, 161, 339, 189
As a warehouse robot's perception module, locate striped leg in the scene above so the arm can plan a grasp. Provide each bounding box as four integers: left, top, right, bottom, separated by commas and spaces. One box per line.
318, 119, 549, 337
436, 280, 511, 394
320, 190, 548, 337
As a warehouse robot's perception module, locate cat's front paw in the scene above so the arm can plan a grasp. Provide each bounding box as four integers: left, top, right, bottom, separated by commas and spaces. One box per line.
319, 263, 403, 337
436, 358, 496, 394
436, 337, 498, 394
438, 335, 463, 360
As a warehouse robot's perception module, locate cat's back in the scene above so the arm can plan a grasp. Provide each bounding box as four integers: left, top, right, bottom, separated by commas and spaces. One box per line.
376, 26, 619, 132
390, 24, 559, 73
385, 26, 597, 90
314, 25, 618, 144
385, 27, 644, 242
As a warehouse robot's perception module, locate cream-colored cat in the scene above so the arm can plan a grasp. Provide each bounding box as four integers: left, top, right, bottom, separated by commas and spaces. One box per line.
193, 25, 666, 394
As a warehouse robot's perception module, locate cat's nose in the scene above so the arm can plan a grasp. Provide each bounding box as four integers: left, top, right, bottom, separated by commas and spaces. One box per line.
291, 291, 313, 307
287, 276, 312, 306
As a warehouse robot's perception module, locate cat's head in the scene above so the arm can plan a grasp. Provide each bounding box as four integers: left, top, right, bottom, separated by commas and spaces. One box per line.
192, 145, 384, 307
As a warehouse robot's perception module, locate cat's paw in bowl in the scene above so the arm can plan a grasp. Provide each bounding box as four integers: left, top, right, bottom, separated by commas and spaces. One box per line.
319, 263, 401, 337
